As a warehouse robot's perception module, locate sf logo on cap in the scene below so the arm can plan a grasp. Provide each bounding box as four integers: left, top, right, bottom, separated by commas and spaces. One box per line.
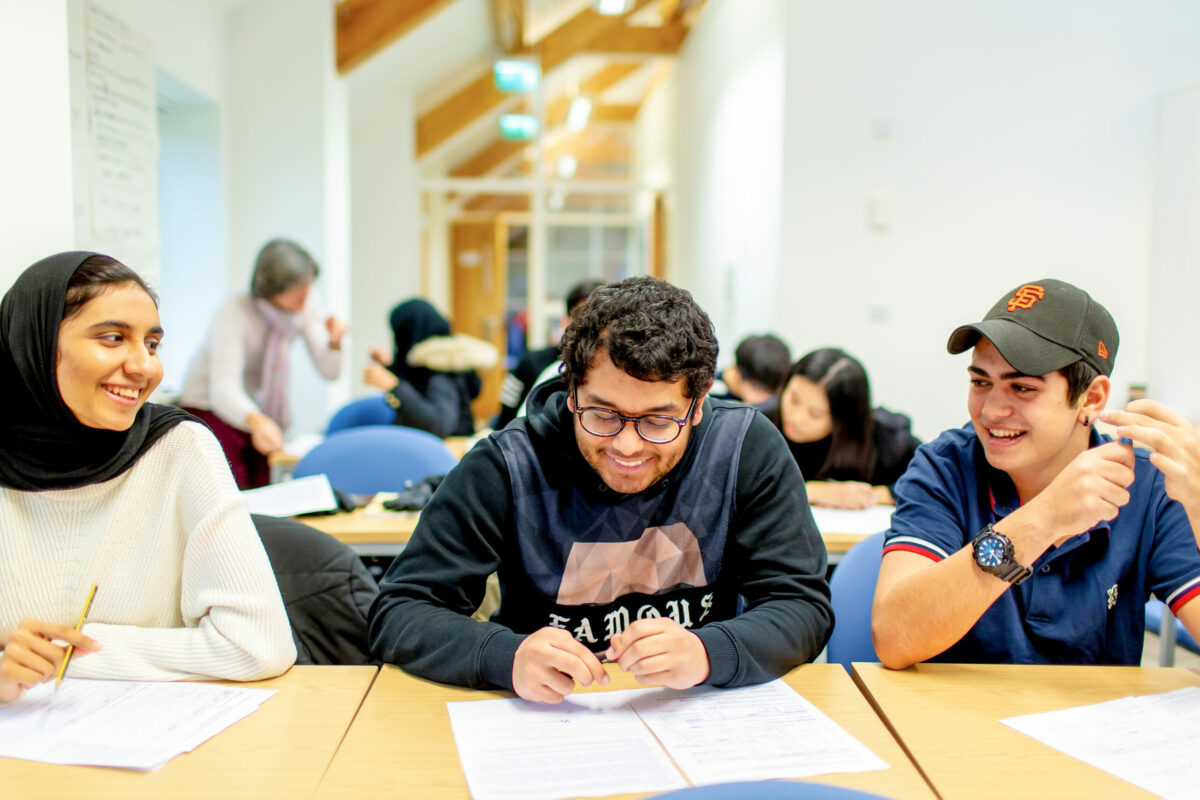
1007, 284, 1045, 312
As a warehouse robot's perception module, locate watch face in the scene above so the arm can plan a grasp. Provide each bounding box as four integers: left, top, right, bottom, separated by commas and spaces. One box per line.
976, 535, 1006, 568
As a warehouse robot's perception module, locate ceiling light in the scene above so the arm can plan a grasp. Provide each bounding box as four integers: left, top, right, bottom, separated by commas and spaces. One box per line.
556, 155, 578, 178
595, 0, 632, 15
566, 97, 592, 131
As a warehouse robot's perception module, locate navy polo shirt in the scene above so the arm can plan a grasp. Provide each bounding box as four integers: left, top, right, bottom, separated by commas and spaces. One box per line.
884, 424, 1200, 665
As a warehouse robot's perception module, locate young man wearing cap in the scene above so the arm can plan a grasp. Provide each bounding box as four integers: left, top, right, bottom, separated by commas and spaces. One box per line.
370, 277, 832, 702
872, 280, 1200, 668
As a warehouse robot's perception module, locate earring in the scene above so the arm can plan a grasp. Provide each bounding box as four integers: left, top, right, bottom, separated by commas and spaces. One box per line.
1081, 416, 1090, 427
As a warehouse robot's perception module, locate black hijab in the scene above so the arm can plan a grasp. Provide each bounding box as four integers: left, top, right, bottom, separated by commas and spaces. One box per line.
0, 252, 191, 491
387, 298, 482, 398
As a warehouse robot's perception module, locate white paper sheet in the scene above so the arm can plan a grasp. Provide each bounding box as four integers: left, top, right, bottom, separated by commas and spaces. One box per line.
1001, 686, 1200, 800
810, 505, 895, 535
630, 680, 889, 785
242, 473, 337, 517
0, 679, 275, 770
447, 680, 888, 800
447, 688, 687, 800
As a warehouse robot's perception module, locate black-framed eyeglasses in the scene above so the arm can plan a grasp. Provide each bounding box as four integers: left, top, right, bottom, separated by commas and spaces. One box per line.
572, 390, 699, 444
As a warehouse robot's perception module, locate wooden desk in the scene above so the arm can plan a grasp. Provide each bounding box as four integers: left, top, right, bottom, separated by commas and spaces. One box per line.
314, 663, 936, 800
852, 662, 1200, 800
0, 665, 377, 800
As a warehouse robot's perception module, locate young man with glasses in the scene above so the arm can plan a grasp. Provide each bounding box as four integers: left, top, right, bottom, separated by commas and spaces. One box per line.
370, 277, 832, 703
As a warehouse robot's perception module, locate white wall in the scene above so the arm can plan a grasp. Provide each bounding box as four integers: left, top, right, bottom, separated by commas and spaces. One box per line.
668, 0, 786, 368
345, 0, 494, 395
0, 0, 77, 286
226, 0, 351, 436
770, 0, 1200, 440
157, 77, 225, 395
1148, 83, 1200, 421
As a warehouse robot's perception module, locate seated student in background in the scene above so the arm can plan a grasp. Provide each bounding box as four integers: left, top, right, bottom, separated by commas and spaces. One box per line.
364, 298, 484, 437
369, 277, 832, 704
872, 280, 1200, 668
760, 348, 919, 509
713, 334, 791, 405
0, 252, 295, 704
179, 239, 346, 489
495, 278, 604, 430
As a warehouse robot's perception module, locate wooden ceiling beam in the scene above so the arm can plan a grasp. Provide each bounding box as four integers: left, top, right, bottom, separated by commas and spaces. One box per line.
450, 140, 528, 178
583, 21, 688, 56
590, 103, 640, 123
490, 0, 524, 53
417, 0, 656, 157
335, 0, 457, 75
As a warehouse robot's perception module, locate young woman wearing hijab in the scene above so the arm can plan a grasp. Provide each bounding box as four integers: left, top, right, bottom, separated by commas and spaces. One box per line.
363, 299, 481, 437
759, 347, 921, 509
178, 239, 347, 489
0, 252, 295, 705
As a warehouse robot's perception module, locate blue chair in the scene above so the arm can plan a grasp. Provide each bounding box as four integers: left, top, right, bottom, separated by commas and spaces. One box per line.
326, 394, 395, 435
649, 781, 892, 799
1145, 598, 1199, 666
827, 532, 885, 672
293, 424, 458, 494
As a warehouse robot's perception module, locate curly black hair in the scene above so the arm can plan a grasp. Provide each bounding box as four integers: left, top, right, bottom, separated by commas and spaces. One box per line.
559, 276, 718, 400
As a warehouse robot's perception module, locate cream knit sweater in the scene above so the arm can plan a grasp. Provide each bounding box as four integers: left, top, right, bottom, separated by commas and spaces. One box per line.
0, 421, 296, 682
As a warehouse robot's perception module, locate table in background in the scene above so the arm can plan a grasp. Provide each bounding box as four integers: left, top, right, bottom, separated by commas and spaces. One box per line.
0, 665, 377, 800
313, 663, 937, 800
303, 502, 878, 559
852, 662, 1200, 800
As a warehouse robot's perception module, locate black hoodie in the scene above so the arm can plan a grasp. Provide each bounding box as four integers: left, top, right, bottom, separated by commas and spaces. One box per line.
368, 378, 833, 691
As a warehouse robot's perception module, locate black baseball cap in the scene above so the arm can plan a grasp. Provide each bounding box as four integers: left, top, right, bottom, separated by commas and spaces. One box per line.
947, 279, 1118, 377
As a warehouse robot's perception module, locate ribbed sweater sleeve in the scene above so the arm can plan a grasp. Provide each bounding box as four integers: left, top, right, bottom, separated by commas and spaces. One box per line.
0, 423, 296, 683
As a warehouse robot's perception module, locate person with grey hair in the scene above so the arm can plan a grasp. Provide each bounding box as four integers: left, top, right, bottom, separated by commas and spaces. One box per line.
179, 239, 348, 488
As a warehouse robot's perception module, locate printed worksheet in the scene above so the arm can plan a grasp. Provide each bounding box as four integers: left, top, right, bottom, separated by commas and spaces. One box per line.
447, 688, 687, 800
1001, 687, 1200, 800
630, 680, 889, 785
0, 679, 275, 770
447, 680, 889, 800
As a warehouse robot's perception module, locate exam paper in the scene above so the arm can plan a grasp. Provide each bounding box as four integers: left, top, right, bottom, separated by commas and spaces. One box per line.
0, 679, 275, 770
1001, 686, 1200, 800
810, 505, 894, 536
630, 680, 889, 785
242, 473, 337, 517
447, 688, 688, 800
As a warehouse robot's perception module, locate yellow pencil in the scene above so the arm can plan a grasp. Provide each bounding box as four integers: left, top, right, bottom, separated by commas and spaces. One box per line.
55, 583, 97, 691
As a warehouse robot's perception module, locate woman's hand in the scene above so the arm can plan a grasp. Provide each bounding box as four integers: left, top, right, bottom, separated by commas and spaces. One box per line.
806, 480, 877, 509
1, 618, 100, 704
368, 347, 393, 367
245, 412, 285, 455
325, 316, 349, 351
364, 363, 400, 392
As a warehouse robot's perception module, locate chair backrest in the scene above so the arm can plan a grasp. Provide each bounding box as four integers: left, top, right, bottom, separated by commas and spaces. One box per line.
827, 531, 886, 672
326, 394, 396, 435
1145, 598, 1200, 657
251, 515, 379, 666
649, 781, 891, 799
294, 424, 458, 494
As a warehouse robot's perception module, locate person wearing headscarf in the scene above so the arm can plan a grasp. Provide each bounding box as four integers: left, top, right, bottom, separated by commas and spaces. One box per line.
363, 299, 484, 437
178, 239, 347, 489
0, 252, 295, 705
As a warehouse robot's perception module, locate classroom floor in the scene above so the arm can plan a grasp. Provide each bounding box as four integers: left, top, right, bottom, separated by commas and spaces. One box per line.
1141, 632, 1200, 668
